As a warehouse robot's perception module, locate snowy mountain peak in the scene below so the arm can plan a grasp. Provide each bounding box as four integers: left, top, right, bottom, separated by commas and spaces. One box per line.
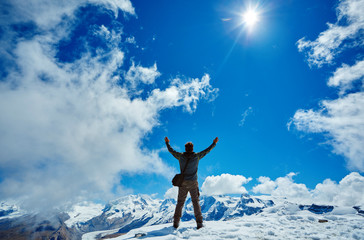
241, 193, 251, 198
108, 194, 153, 207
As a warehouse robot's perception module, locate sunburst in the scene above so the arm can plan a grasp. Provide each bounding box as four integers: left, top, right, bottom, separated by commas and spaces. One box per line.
242, 8, 259, 27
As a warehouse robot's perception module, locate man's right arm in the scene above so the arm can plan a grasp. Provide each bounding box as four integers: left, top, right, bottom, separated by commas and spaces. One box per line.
165, 137, 182, 160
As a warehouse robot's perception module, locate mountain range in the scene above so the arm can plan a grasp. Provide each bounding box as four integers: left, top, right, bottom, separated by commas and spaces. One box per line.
0, 193, 362, 239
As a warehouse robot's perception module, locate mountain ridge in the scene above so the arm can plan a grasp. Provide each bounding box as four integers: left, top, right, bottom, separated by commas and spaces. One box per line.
1, 193, 363, 239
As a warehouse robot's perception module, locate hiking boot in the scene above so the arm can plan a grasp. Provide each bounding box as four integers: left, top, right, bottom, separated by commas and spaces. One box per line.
173, 221, 179, 229
197, 222, 203, 229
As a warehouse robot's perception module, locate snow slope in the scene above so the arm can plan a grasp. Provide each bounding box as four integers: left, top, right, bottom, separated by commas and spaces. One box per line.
83, 199, 364, 240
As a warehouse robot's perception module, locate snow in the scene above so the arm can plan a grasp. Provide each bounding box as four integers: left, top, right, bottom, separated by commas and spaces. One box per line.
82, 200, 364, 240
105, 195, 161, 220
65, 201, 104, 228
330, 206, 358, 215
0, 201, 25, 220
101, 195, 175, 227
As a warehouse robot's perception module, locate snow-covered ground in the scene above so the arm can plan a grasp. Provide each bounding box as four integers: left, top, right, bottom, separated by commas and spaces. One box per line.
82, 201, 364, 240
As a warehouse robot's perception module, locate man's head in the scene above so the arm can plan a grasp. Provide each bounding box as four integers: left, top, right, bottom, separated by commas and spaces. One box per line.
185, 142, 194, 153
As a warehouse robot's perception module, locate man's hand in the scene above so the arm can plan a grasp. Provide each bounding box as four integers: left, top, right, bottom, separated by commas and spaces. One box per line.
213, 137, 219, 144
164, 137, 170, 143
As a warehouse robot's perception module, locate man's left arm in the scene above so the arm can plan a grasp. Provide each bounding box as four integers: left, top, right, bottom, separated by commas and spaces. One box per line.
197, 137, 218, 160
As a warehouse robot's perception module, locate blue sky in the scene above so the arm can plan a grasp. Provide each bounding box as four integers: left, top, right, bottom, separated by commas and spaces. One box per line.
123, 0, 355, 194
0, 0, 363, 209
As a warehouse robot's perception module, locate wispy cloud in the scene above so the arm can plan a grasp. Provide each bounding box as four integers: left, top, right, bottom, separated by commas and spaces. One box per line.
291, 0, 364, 172
291, 92, 364, 171
297, 0, 364, 67
125, 62, 161, 86
328, 60, 364, 94
239, 107, 253, 126
0, 0, 135, 31
0, 0, 218, 211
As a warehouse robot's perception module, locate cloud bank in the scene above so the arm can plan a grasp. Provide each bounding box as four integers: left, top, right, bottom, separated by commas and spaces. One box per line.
0, 0, 218, 211
163, 174, 252, 199
164, 172, 364, 208
201, 174, 252, 196
291, 0, 364, 172
164, 187, 179, 200
253, 172, 364, 207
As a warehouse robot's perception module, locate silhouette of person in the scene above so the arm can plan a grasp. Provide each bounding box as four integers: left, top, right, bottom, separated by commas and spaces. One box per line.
165, 136, 218, 229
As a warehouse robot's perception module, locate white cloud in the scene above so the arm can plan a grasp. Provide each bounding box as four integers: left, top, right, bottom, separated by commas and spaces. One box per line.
201, 174, 252, 196
125, 36, 136, 44
291, 92, 364, 171
0, 0, 134, 31
297, 0, 364, 67
292, 0, 364, 172
312, 172, 364, 206
148, 74, 218, 113
90, 0, 135, 17
252, 176, 277, 194
125, 62, 161, 86
0, 0, 218, 211
253, 173, 311, 203
328, 60, 364, 93
164, 187, 178, 200
253, 172, 364, 206
239, 107, 253, 126
165, 172, 364, 207
311, 179, 339, 204
94, 25, 122, 45
326, 172, 364, 206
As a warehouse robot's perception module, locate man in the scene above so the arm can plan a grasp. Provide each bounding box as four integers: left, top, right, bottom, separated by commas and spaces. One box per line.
164, 136, 219, 229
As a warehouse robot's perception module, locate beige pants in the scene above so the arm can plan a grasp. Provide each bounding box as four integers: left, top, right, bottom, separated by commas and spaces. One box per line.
174, 180, 203, 223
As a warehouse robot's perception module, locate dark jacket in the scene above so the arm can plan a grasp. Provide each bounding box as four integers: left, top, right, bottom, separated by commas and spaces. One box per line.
166, 142, 216, 181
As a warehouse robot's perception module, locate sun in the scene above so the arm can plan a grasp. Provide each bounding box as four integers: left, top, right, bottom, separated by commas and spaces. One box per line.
242, 8, 259, 27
